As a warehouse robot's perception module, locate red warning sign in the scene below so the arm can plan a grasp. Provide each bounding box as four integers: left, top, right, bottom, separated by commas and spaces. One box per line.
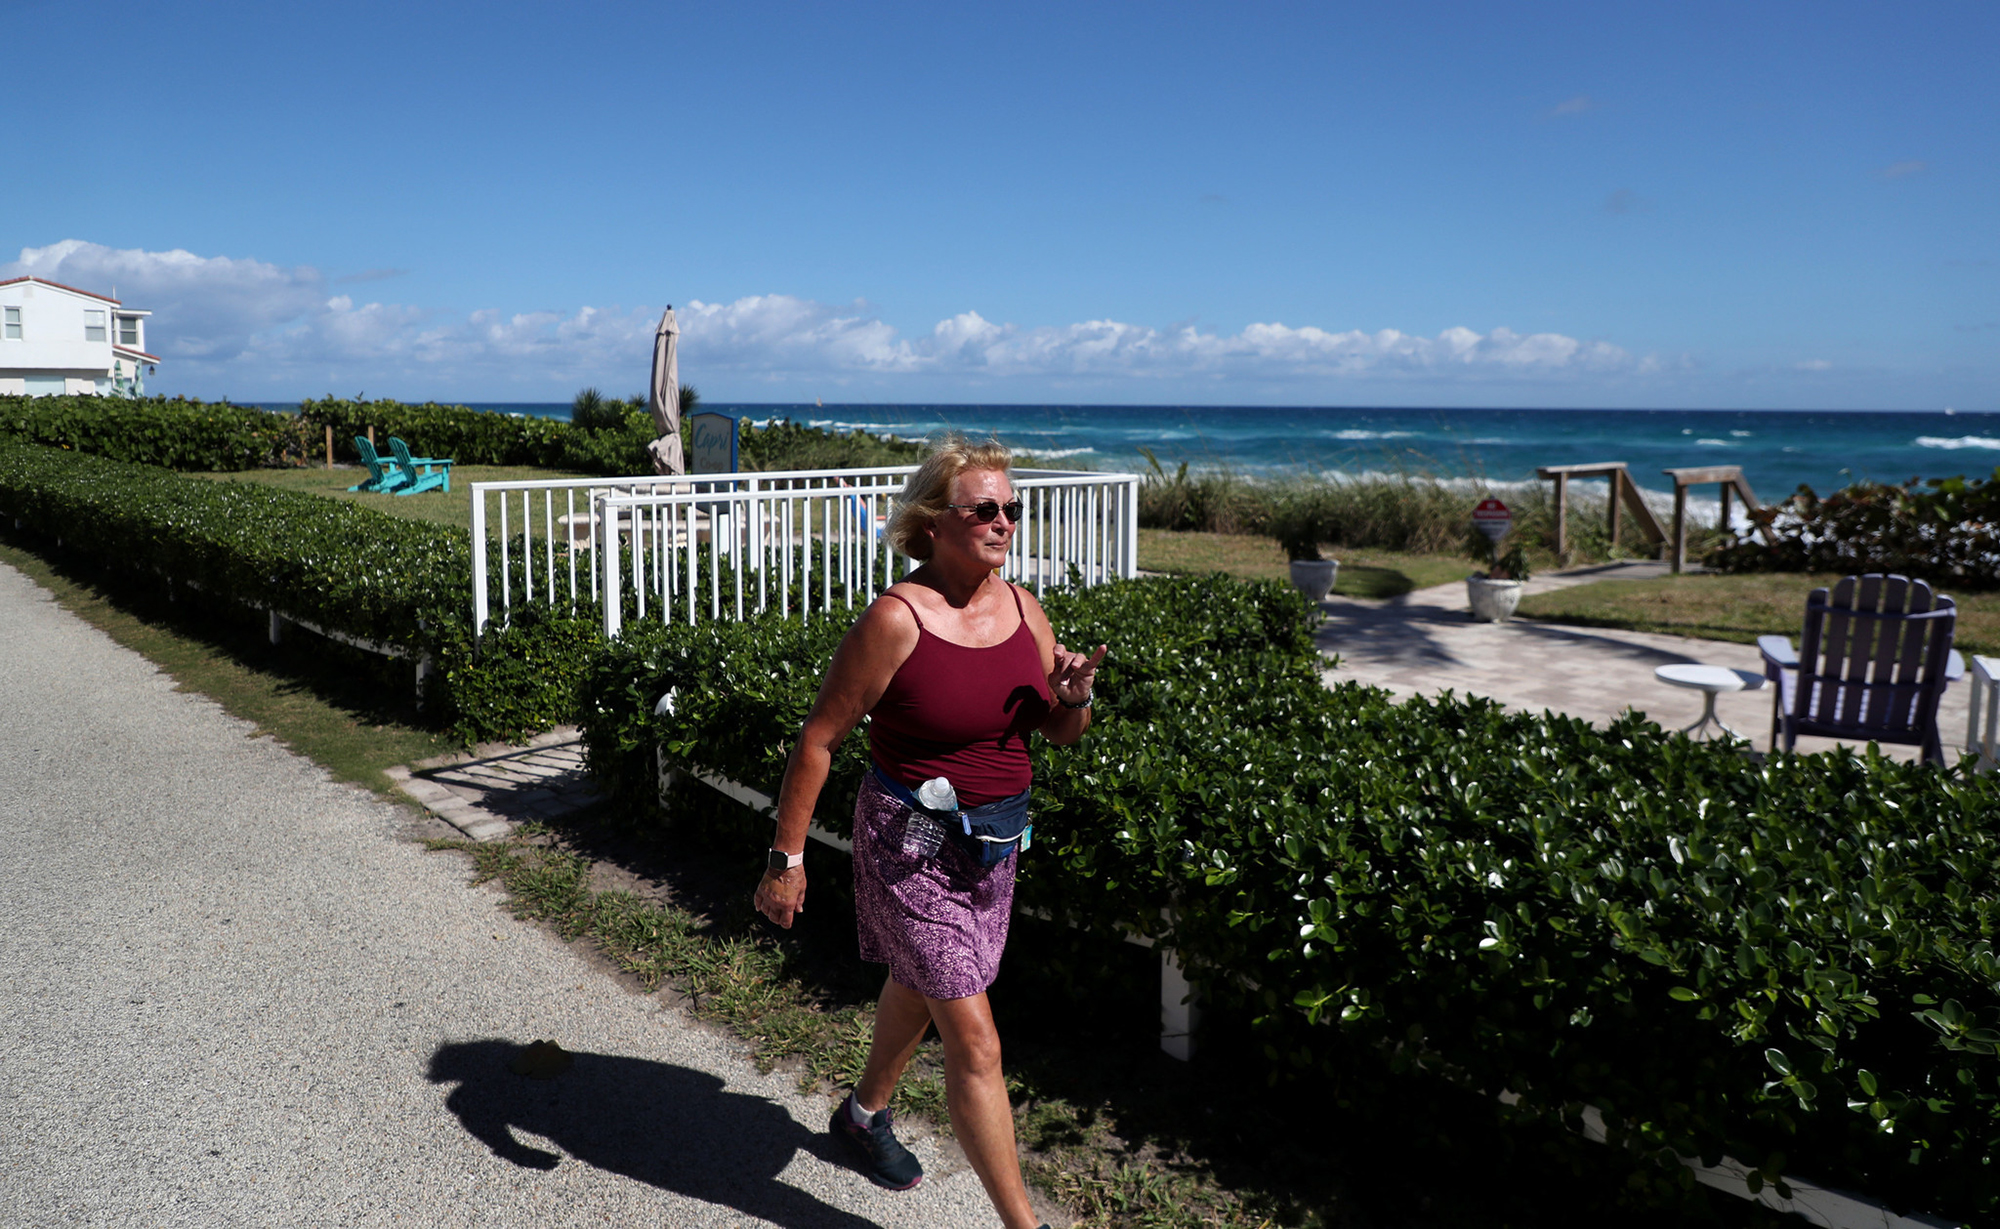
1471, 498, 1512, 543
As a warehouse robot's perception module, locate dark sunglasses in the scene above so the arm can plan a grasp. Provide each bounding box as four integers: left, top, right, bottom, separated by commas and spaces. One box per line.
945, 499, 1025, 524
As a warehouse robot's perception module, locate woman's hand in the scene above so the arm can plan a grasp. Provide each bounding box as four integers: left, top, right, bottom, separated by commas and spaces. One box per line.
754, 865, 808, 928
1049, 641, 1108, 707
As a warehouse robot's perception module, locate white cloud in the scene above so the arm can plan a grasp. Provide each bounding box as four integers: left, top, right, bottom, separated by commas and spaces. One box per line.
4, 240, 1650, 397
1548, 95, 1597, 117
6, 239, 326, 361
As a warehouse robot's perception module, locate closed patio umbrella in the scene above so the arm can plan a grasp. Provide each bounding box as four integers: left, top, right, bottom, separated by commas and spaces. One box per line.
646, 306, 685, 475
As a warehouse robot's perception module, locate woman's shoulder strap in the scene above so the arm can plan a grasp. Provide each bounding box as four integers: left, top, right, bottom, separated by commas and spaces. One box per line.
882, 589, 925, 631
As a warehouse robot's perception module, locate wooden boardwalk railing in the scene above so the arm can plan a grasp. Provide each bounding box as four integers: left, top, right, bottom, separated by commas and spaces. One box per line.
1663, 465, 1769, 573
1534, 462, 1668, 561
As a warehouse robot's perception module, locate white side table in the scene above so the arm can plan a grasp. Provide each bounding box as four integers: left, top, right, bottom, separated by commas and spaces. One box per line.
1654, 664, 1766, 741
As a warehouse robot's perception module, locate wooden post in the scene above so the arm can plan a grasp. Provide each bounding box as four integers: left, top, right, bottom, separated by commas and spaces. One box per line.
1670, 480, 1688, 574
367, 426, 375, 447
1608, 468, 1623, 551
1719, 483, 1733, 537
1550, 472, 1569, 562
324, 424, 334, 468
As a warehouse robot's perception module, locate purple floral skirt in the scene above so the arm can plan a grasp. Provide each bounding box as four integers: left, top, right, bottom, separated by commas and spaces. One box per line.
852, 773, 1017, 1001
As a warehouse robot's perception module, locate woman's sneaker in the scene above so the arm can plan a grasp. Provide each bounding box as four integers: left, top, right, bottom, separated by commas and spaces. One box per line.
829, 1093, 923, 1190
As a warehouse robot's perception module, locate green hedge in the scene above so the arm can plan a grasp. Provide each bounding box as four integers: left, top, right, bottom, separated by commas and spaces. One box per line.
0, 393, 317, 470
0, 436, 593, 741
736, 416, 926, 470
3, 392, 935, 482
297, 396, 657, 476
1710, 468, 2000, 592
578, 574, 2000, 1221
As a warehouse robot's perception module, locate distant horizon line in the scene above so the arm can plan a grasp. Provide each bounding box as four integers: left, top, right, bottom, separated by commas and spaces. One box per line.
230, 400, 1992, 415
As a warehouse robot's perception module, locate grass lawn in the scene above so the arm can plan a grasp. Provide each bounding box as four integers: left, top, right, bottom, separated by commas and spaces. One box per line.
1519, 571, 2000, 657
1138, 528, 1472, 597
196, 463, 601, 532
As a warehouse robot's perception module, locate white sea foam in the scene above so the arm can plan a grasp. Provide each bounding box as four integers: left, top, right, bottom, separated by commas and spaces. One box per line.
788, 417, 935, 444
1324, 429, 1418, 441
1916, 435, 2000, 451
1020, 446, 1097, 459
1696, 438, 1731, 446
1730, 430, 1753, 437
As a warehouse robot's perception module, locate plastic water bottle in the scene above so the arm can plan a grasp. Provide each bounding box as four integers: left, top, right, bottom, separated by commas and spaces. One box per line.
901, 777, 954, 859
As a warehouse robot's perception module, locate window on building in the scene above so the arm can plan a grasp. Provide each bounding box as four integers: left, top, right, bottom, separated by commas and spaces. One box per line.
3, 307, 19, 340
85, 309, 107, 342
118, 316, 140, 346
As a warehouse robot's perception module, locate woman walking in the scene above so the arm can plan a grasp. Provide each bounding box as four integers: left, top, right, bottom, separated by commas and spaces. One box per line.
753, 435, 1105, 1229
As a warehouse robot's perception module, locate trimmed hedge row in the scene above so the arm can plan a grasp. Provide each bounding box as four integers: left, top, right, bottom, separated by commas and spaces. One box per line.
1710, 468, 2000, 592
0, 437, 595, 740
577, 576, 2000, 1220
0, 394, 317, 470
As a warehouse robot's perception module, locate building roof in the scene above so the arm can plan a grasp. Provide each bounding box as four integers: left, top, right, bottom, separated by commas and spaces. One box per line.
0, 276, 122, 306
113, 345, 162, 364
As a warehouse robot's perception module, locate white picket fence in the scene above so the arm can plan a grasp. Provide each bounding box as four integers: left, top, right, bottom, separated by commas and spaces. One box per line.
470, 465, 1141, 638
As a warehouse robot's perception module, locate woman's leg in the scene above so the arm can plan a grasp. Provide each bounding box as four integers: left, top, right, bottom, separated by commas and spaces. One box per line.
927, 990, 1038, 1229
855, 976, 932, 1112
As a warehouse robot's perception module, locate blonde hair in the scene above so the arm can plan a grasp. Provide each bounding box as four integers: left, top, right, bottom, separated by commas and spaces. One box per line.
888, 433, 1013, 561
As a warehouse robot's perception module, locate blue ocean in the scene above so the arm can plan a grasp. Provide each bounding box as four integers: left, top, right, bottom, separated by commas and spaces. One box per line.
272, 402, 2000, 503
477, 404, 2000, 502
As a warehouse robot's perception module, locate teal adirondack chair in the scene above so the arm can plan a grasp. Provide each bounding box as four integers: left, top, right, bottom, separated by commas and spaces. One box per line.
388, 437, 454, 495
347, 436, 407, 493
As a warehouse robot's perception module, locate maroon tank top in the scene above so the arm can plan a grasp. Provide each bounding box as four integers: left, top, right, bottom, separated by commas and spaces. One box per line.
869, 581, 1053, 806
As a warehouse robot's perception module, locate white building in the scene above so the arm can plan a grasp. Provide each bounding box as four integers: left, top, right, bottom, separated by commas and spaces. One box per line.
0, 276, 159, 397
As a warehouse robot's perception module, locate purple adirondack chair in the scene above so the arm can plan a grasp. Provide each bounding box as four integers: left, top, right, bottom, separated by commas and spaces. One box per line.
1758, 573, 1966, 764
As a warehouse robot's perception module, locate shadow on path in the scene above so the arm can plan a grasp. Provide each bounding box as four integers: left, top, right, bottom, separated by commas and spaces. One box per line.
1315, 598, 1722, 678
427, 1039, 879, 1228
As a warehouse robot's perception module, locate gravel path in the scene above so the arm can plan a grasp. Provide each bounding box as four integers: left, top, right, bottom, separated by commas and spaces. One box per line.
0, 560, 1003, 1228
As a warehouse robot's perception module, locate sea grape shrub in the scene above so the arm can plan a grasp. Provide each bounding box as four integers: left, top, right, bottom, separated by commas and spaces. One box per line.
734, 417, 926, 471
0, 437, 595, 741
0, 393, 316, 470
584, 570, 2000, 1220
7, 391, 935, 480
300, 397, 572, 469
1708, 468, 2000, 591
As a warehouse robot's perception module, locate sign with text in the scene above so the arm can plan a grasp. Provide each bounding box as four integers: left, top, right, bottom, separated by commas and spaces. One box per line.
1471, 497, 1513, 544
688, 412, 739, 474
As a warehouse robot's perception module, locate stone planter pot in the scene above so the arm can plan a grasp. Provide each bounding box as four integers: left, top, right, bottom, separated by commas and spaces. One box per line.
1288, 558, 1340, 603
1466, 573, 1524, 622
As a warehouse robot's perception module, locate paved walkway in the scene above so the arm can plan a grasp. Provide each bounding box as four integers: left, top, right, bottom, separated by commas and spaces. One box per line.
1315, 561, 1975, 764
0, 561, 1006, 1229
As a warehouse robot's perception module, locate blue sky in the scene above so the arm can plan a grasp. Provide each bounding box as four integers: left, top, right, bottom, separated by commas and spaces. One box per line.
7, 0, 1993, 409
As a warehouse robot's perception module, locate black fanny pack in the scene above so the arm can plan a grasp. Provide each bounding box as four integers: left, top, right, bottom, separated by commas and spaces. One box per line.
871, 766, 1032, 867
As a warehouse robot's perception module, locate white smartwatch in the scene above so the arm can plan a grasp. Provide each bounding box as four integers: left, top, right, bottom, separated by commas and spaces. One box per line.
766, 848, 804, 872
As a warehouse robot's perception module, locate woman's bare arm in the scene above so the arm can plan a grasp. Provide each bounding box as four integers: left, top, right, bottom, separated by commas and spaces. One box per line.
754, 595, 919, 927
